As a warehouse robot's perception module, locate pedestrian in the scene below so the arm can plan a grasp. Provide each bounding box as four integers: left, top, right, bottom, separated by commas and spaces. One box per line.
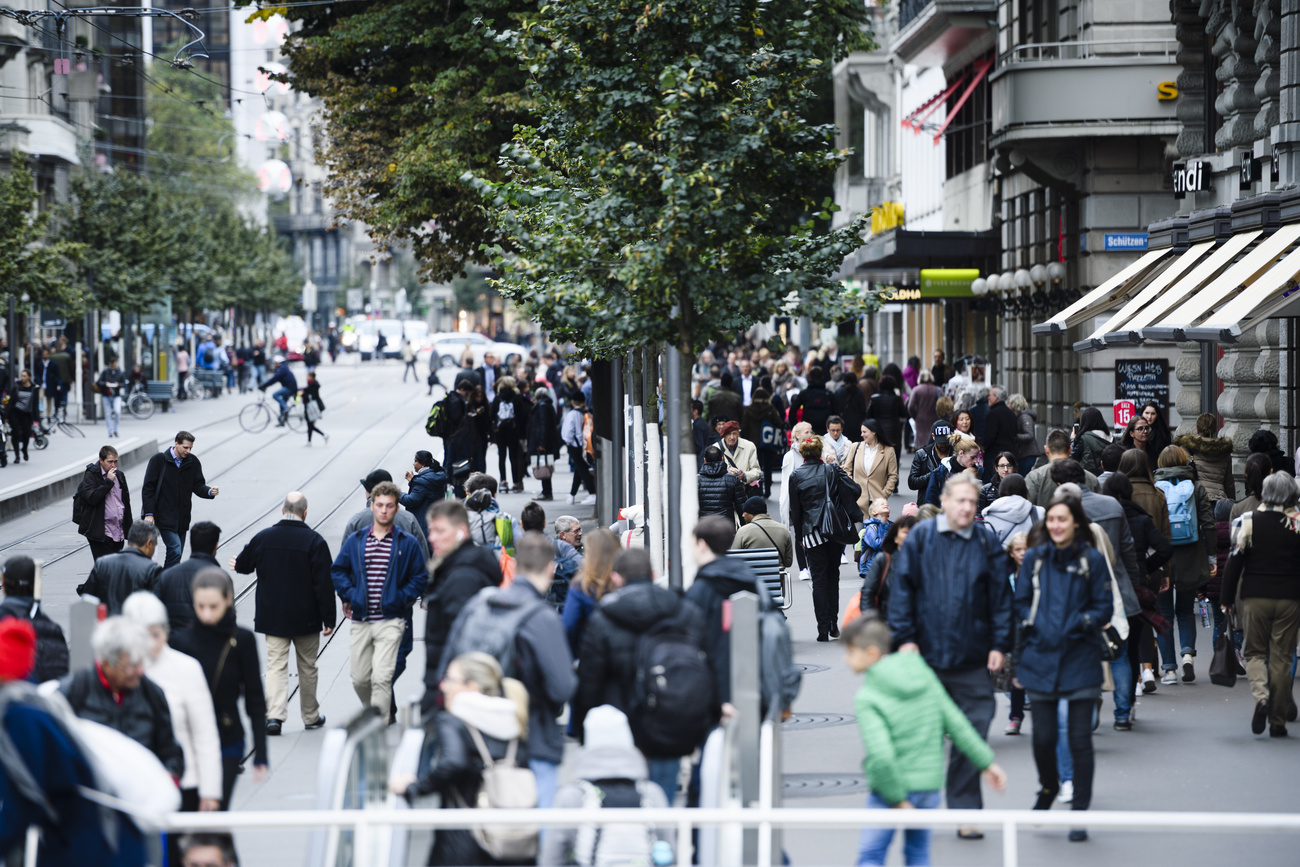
1231, 452, 1271, 520
60, 616, 184, 778
155, 522, 226, 633
907, 417, 952, 507
1175, 413, 1236, 501
520, 505, 580, 607
856, 515, 915, 620
980, 387, 1019, 483
550, 513, 586, 586
526, 386, 561, 501
476, 351, 502, 396
465, 473, 522, 555
864, 375, 907, 454
925, 432, 981, 507
560, 527, 619, 657
562, 391, 597, 504
824, 415, 851, 463
468, 383, 492, 473
887, 473, 1011, 839
931, 349, 952, 387
857, 499, 891, 574
438, 532, 578, 807
1220, 472, 1300, 737
95, 359, 126, 439
300, 370, 329, 445
75, 445, 134, 561
230, 492, 335, 736
698, 444, 747, 522
141, 431, 219, 569
121, 592, 223, 814
35, 347, 61, 421
175, 341, 190, 400
1153, 445, 1215, 684
1006, 393, 1041, 475
844, 615, 1007, 866
718, 419, 761, 489
0, 556, 69, 683
998, 532, 1030, 735
789, 366, 835, 434
401, 450, 449, 536
842, 419, 899, 514
170, 569, 269, 809
177, 835, 239, 867
741, 388, 784, 496
389, 652, 531, 866
375, 330, 388, 360
734, 496, 794, 569
1138, 402, 1173, 459
344, 470, 431, 560
787, 435, 862, 641
258, 356, 299, 426
979, 451, 1019, 513
75, 521, 162, 615
400, 338, 417, 382
1026, 430, 1099, 508
491, 377, 530, 493
1247, 427, 1296, 476
8, 369, 36, 462
332, 481, 426, 717
906, 370, 941, 450
1069, 407, 1112, 477
1014, 492, 1114, 841
982, 473, 1043, 546
778, 422, 835, 582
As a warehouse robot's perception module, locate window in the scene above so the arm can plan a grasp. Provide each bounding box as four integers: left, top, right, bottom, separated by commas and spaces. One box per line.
944, 55, 991, 180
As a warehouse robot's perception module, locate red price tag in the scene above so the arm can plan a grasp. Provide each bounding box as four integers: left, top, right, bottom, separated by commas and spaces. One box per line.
1113, 400, 1136, 427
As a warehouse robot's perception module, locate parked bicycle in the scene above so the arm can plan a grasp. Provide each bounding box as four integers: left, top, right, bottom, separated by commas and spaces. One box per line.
38, 414, 85, 438
240, 391, 305, 434
125, 382, 155, 420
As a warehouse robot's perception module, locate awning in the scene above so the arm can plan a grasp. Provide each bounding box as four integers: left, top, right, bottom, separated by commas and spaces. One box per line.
1030, 248, 1172, 337
1098, 230, 1260, 345
1144, 223, 1300, 341
1071, 241, 1215, 352
1185, 243, 1300, 342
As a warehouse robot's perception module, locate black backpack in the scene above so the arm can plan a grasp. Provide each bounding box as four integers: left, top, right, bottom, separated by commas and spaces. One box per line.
628, 615, 718, 758
797, 388, 834, 431
425, 396, 452, 438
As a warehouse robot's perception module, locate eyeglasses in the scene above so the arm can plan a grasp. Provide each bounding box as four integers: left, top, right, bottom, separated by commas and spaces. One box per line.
997, 463, 1014, 470
1134, 425, 1150, 432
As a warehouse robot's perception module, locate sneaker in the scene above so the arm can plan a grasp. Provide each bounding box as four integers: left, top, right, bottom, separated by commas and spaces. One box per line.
580, 494, 597, 505
1068, 828, 1088, 842
1058, 780, 1074, 804
566, 494, 577, 504
1005, 718, 1023, 736
1114, 718, 1132, 731
798, 569, 812, 582
266, 719, 283, 736
1141, 669, 1157, 693
304, 715, 327, 730
1161, 669, 1178, 685
1181, 653, 1195, 682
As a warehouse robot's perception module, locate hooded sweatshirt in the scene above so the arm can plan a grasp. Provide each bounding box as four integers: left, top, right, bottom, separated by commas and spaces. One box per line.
854, 652, 995, 806
450, 691, 522, 742
684, 556, 768, 702
982, 495, 1044, 547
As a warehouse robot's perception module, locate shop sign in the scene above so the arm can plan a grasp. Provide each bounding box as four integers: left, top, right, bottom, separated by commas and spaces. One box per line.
1103, 233, 1148, 251
1114, 358, 1169, 421
1173, 161, 1210, 199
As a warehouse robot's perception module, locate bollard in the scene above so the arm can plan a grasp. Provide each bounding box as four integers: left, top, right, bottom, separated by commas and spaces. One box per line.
68, 598, 100, 671
728, 590, 761, 865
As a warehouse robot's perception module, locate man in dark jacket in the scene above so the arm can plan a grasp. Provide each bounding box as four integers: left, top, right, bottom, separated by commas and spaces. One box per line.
887, 473, 1011, 827
421, 500, 503, 715
141, 431, 219, 568
75, 445, 134, 561
154, 521, 225, 632
61, 616, 184, 778
76, 522, 162, 615
232, 492, 335, 734
834, 371, 867, 442
441, 380, 476, 498
980, 387, 1019, 484
400, 450, 448, 535
705, 372, 743, 428
697, 445, 746, 521
0, 556, 69, 683
258, 356, 299, 425
788, 367, 835, 434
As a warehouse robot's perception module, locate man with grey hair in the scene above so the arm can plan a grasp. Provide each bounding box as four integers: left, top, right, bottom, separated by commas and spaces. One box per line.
554, 514, 583, 552
887, 472, 1012, 837
981, 386, 1018, 484
231, 490, 336, 735
76, 520, 163, 615
59, 616, 185, 777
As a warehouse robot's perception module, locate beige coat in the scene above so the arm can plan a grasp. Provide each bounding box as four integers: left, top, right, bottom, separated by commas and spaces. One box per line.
721, 436, 762, 485
840, 440, 899, 513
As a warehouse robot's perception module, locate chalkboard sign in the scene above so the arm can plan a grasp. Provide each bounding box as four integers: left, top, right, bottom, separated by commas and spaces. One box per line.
1114, 358, 1170, 419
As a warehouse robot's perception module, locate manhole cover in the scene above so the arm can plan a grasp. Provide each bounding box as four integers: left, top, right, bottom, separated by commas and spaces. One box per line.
783, 774, 866, 799
797, 663, 830, 674
782, 713, 856, 730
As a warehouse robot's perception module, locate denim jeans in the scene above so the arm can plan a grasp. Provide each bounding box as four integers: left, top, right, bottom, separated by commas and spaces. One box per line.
1156, 587, 1197, 669
647, 757, 683, 804
1017, 456, 1039, 476
856, 790, 941, 866
529, 759, 558, 809
272, 386, 294, 417
102, 396, 121, 436
1109, 639, 1133, 721
159, 528, 184, 569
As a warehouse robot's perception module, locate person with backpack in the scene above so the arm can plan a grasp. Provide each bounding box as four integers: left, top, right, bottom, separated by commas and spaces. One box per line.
1153, 445, 1215, 684
436, 533, 577, 807
573, 549, 717, 802
491, 377, 531, 494
391, 652, 534, 866
75, 445, 134, 561
562, 392, 597, 505
430, 379, 476, 498
1069, 407, 1112, 478
0, 556, 69, 683
787, 366, 835, 434
540, 705, 676, 867
464, 474, 522, 574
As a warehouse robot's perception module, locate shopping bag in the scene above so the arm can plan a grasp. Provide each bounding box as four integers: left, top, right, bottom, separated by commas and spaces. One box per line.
1209, 609, 1245, 687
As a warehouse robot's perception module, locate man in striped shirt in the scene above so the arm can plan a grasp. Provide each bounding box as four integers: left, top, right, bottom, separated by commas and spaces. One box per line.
331, 481, 426, 716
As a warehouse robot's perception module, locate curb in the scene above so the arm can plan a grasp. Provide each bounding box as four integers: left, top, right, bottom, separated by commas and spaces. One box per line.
0, 437, 159, 525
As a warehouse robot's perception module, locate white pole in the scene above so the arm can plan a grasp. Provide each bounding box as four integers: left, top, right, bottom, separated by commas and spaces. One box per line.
632, 403, 646, 512
680, 451, 698, 588
646, 420, 665, 579
74, 340, 83, 424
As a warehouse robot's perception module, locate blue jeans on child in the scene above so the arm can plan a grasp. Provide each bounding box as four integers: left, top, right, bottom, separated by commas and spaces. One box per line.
856, 790, 942, 866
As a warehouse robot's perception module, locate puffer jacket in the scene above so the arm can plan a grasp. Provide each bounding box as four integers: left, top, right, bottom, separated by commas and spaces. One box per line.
1012, 542, 1114, 694
697, 460, 746, 520
60, 667, 184, 778
1153, 465, 1215, 591
788, 459, 863, 542
887, 518, 1013, 672
0, 597, 69, 683
982, 495, 1044, 547
1174, 434, 1236, 502
75, 547, 162, 615
1070, 429, 1112, 477
400, 465, 449, 534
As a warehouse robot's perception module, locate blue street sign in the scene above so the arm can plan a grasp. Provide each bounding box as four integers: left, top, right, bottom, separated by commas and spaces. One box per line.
1104, 233, 1149, 251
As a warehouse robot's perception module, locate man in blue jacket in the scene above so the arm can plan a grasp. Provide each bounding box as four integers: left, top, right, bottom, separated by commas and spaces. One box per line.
887, 473, 1012, 839
258, 356, 298, 425
331, 481, 426, 716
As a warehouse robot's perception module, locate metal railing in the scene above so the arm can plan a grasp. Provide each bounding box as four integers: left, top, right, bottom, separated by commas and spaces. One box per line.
1003, 38, 1179, 65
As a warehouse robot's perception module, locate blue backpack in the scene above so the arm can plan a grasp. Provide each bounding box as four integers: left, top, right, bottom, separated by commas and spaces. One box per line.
1156, 478, 1199, 545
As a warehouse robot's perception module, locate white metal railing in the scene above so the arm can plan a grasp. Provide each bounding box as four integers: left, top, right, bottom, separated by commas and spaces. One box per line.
150, 806, 1300, 867
1004, 38, 1179, 65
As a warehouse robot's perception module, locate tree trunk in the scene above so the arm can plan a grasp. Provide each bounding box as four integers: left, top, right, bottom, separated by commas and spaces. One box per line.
644, 346, 665, 580
673, 335, 698, 587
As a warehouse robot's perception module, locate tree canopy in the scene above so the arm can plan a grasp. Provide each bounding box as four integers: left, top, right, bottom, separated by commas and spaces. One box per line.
0, 154, 84, 313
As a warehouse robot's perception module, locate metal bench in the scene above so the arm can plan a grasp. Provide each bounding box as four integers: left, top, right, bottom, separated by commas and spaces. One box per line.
192, 370, 225, 398
725, 547, 792, 610
145, 380, 173, 411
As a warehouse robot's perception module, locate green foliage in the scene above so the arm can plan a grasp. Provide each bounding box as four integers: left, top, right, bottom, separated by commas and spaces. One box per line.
0, 155, 85, 312
277, 0, 536, 282
474, 0, 878, 358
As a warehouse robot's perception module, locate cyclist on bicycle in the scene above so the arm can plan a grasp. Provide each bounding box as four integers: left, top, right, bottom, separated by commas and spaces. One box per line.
259, 356, 299, 426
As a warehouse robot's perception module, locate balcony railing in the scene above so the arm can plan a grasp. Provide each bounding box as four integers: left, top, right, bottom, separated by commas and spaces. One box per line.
1003, 38, 1179, 65
898, 0, 930, 30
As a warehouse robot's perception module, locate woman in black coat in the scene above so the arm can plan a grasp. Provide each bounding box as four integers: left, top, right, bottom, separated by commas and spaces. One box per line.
788, 435, 862, 641
170, 569, 268, 810
490, 378, 531, 493
525, 388, 561, 500
864, 375, 907, 455
7, 369, 37, 463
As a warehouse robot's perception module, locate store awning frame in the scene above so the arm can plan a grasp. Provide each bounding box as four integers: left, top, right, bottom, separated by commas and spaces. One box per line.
1184, 244, 1300, 342
1031, 248, 1172, 337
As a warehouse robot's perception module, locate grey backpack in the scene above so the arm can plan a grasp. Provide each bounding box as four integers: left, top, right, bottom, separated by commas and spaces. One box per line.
437, 587, 547, 680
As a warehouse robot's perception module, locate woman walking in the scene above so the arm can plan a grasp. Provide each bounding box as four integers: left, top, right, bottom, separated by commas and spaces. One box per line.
526, 387, 560, 501
1153, 445, 1215, 684
561, 527, 619, 656
980, 451, 1018, 513
170, 569, 269, 809
864, 376, 907, 455
906, 370, 941, 450
789, 435, 863, 641
1220, 473, 1300, 737
1009, 393, 1041, 476
1069, 407, 1111, 477
1014, 492, 1114, 840
1001, 531, 1029, 735
300, 370, 328, 445
7, 369, 37, 462
96, 359, 126, 439
857, 515, 915, 618
491, 377, 530, 493
925, 433, 981, 506
841, 419, 899, 515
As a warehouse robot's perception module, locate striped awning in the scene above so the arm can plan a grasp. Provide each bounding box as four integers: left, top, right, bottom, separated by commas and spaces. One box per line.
1030, 248, 1173, 337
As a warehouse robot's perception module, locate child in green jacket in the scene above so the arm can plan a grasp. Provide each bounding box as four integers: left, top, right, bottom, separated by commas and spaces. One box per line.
843, 615, 1007, 866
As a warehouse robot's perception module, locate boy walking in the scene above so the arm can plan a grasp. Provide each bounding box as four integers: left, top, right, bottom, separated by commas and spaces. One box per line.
843, 616, 1007, 866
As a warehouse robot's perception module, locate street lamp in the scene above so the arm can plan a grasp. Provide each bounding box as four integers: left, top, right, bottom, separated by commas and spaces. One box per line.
971, 277, 989, 297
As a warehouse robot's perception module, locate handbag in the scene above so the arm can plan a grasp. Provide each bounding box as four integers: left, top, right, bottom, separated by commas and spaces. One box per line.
1209, 609, 1246, 687
450, 458, 472, 479
532, 462, 553, 480
305, 398, 322, 423
818, 465, 858, 545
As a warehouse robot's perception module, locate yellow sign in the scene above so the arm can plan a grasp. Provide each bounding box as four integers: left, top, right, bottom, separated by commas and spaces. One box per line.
870, 202, 905, 235
1157, 81, 1178, 101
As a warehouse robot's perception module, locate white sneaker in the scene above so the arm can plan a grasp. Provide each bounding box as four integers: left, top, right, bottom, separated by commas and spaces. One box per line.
841, 552, 851, 565
1161, 669, 1178, 685
1141, 668, 1157, 694
798, 569, 812, 582
566, 494, 577, 504
1058, 780, 1074, 804
580, 494, 597, 505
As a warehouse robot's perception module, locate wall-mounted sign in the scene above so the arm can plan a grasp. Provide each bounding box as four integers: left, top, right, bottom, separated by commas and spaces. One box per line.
1103, 233, 1148, 251
1114, 358, 1170, 419
1272, 146, 1281, 183
1157, 82, 1178, 101
870, 202, 905, 235
1113, 399, 1137, 428
1240, 152, 1261, 187
1173, 161, 1211, 199
844, 269, 977, 301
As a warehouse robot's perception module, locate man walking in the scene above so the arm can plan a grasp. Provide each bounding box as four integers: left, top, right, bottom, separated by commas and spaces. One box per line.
141, 431, 219, 568
76, 522, 162, 615
1026, 429, 1099, 507
887, 474, 1012, 839
75, 445, 134, 561
331, 481, 426, 717
980, 387, 1019, 484
232, 492, 336, 734
562, 391, 596, 504
155, 521, 226, 632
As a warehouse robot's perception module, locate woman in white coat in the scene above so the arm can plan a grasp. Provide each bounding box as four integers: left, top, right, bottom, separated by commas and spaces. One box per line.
123, 591, 223, 813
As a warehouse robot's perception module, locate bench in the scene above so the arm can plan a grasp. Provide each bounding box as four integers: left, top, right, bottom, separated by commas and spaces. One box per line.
192, 370, 224, 398
725, 547, 792, 610
146, 380, 173, 411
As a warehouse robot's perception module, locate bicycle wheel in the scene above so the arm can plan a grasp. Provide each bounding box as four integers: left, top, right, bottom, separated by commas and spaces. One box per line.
128, 393, 154, 420
33, 432, 48, 450
240, 402, 271, 433
285, 408, 306, 433
59, 421, 85, 438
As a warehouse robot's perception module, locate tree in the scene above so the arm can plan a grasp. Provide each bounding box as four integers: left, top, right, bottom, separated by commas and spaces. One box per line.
0, 155, 85, 313
274, 0, 535, 281
475, 0, 877, 361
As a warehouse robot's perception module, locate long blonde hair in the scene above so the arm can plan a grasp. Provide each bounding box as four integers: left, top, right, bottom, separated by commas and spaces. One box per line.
577, 528, 620, 600
451, 652, 530, 735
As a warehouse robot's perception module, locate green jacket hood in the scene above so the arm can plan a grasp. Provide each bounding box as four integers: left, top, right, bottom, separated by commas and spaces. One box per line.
862, 652, 932, 701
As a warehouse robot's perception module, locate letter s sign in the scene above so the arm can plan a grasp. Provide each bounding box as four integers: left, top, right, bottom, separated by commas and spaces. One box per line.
1157, 82, 1179, 101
